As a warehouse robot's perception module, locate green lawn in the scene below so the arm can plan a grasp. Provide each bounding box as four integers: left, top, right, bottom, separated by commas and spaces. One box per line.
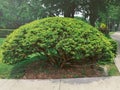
109, 32, 115, 35
0, 38, 13, 78
0, 63, 13, 78
107, 64, 120, 76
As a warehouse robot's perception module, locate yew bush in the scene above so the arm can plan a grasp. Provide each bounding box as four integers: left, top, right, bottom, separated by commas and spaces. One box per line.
1, 17, 116, 68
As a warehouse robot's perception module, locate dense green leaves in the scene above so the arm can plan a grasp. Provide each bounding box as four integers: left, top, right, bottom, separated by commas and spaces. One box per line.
0, 0, 47, 28
1, 17, 117, 68
0, 0, 119, 28
0, 0, 30, 28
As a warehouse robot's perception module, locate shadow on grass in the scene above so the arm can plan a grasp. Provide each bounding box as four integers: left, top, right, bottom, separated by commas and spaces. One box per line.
0, 63, 13, 79
9, 55, 47, 79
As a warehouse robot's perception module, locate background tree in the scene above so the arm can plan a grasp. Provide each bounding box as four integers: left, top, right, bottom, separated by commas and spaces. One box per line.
0, 0, 119, 28
41, 0, 82, 18
79, 0, 107, 26
41, 0, 108, 26
0, 0, 45, 28
97, 0, 120, 31
0, 0, 30, 28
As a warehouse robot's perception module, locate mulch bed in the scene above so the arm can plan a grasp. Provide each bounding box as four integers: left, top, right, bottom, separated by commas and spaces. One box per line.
22, 60, 106, 79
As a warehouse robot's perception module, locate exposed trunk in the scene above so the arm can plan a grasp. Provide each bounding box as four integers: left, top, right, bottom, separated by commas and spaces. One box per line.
63, 2, 76, 18
64, 11, 71, 17
89, 0, 98, 27
89, 14, 98, 26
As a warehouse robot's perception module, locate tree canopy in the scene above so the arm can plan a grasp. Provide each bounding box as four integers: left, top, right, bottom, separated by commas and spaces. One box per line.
0, 0, 119, 28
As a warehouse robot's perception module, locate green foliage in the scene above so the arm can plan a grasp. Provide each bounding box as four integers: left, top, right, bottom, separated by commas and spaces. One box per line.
107, 64, 120, 76
9, 55, 43, 79
0, 38, 5, 46
75, 17, 89, 23
41, 0, 81, 17
99, 23, 109, 35
109, 39, 117, 55
100, 23, 107, 29
0, 38, 5, 61
0, 38, 13, 79
0, 0, 29, 28
0, 62, 13, 79
108, 5, 120, 21
98, 37, 117, 65
0, 0, 46, 29
1, 17, 117, 68
0, 0, 119, 28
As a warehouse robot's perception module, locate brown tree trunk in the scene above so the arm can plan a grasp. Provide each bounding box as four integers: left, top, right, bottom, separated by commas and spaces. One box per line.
63, 2, 76, 18
89, 14, 97, 27
89, 0, 98, 27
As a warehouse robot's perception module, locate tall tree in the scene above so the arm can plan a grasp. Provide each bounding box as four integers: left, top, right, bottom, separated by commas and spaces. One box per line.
0, 0, 119, 28
41, 0, 119, 26
0, 0, 30, 28
41, 0, 108, 26
0, 0, 45, 28
41, 0, 81, 18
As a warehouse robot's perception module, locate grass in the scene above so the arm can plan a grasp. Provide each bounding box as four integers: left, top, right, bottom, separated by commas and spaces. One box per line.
109, 31, 116, 35
0, 38, 13, 78
107, 64, 120, 76
9, 55, 44, 78
0, 38, 14, 78
0, 63, 13, 78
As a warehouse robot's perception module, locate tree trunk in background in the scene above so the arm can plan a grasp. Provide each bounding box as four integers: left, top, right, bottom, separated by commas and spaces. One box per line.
89, 0, 99, 27
63, 2, 76, 18
89, 14, 98, 27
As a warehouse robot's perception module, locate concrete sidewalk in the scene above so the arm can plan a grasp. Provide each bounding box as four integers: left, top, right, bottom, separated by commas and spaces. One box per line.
0, 76, 120, 90
111, 31, 120, 72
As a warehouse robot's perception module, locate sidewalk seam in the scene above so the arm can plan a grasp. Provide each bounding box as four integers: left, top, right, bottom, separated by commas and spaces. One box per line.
59, 79, 61, 90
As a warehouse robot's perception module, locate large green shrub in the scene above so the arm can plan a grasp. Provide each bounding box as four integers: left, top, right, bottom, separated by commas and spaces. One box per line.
1, 17, 116, 68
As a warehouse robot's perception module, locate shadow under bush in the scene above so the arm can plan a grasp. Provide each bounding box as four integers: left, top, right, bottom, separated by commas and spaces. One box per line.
9, 54, 47, 78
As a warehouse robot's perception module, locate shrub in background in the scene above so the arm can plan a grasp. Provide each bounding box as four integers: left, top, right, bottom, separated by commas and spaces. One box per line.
1, 17, 117, 68
99, 23, 109, 35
